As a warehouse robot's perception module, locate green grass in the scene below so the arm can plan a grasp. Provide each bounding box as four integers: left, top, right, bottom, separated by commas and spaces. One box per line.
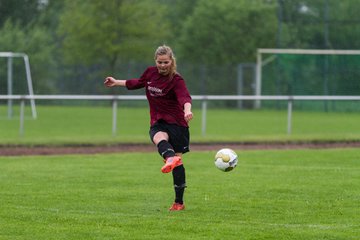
0, 148, 359, 239
1, 105, 360, 145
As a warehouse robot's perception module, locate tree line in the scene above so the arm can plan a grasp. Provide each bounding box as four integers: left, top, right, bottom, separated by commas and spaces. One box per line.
0, 0, 359, 96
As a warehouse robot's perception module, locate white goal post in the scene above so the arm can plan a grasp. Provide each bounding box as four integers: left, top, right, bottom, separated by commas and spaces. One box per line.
0, 52, 37, 118
255, 48, 360, 108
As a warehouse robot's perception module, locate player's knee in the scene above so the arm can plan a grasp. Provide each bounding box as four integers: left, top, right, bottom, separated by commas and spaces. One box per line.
157, 140, 175, 159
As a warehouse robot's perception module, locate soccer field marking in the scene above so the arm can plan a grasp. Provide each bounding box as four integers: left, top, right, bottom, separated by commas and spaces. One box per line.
244, 163, 360, 171
14, 205, 358, 230
261, 222, 358, 230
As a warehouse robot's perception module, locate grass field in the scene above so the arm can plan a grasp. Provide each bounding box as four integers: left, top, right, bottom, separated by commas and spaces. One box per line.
1, 105, 360, 145
0, 148, 359, 239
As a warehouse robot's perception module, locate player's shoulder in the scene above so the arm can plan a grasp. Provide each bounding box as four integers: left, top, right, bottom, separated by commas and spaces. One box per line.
172, 72, 188, 89
173, 72, 185, 81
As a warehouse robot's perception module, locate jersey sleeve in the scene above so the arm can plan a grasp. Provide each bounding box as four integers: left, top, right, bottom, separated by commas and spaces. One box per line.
125, 68, 149, 90
173, 75, 192, 107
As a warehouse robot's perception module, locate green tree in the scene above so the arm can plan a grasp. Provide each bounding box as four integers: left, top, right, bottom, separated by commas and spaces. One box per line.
324, 0, 360, 49
278, 0, 360, 49
177, 0, 277, 64
0, 20, 56, 94
161, 0, 200, 46
0, 0, 41, 27
57, 0, 170, 72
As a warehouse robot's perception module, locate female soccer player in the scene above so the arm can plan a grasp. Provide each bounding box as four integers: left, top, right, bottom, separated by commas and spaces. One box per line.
104, 45, 193, 211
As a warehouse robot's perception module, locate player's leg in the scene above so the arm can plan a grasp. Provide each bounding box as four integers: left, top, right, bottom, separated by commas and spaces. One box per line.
149, 121, 188, 211
169, 152, 186, 211
153, 131, 174, 158
167, 126, 189, 211
150, 127, 183, 173
153, 132, 185, 210
158, 140, 183, 173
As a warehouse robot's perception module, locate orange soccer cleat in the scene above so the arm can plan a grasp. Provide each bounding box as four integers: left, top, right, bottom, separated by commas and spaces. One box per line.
161, 156, 183, 173
169, 202, 185, 211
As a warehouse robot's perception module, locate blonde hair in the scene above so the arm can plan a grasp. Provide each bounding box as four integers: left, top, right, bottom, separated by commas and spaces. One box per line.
154, 45, 177, 77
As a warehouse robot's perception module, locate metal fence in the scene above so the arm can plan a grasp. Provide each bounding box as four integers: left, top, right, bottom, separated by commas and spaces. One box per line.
1, 95, 360, 136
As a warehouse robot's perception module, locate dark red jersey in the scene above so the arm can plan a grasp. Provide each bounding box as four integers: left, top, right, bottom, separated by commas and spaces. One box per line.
126, 66, 192, 127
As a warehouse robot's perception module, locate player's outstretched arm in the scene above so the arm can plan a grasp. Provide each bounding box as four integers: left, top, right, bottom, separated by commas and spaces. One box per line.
104, 77, 127, 87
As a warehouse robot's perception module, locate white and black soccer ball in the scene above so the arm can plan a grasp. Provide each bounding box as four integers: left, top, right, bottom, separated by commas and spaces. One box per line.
214, 148, 238, 172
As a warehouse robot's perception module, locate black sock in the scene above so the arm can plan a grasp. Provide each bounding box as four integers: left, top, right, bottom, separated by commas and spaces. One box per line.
157, 140, 175, 159
172, 165, 186, 204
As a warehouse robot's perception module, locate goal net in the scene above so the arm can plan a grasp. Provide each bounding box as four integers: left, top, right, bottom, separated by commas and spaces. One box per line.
256, 49, 360, 111
0, 52, 37, 118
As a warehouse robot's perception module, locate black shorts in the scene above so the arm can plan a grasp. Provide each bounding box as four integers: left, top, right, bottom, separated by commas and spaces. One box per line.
149, 120, 190, 154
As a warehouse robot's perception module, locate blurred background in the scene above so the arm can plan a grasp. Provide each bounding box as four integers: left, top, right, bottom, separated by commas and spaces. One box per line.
1, 0, 360, 109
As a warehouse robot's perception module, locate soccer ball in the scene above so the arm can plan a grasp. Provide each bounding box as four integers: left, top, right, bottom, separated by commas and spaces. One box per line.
214, 148, 238, 172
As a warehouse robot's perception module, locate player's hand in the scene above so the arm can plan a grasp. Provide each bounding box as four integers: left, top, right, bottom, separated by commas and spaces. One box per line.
104, 77, 117, 87
184, 111, 193, 123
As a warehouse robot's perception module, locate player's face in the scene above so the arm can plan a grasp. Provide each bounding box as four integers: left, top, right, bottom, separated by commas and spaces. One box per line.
156, 54, 172, 75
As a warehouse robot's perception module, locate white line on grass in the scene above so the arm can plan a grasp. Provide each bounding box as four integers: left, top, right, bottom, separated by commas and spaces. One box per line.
15, 205, 358, 230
